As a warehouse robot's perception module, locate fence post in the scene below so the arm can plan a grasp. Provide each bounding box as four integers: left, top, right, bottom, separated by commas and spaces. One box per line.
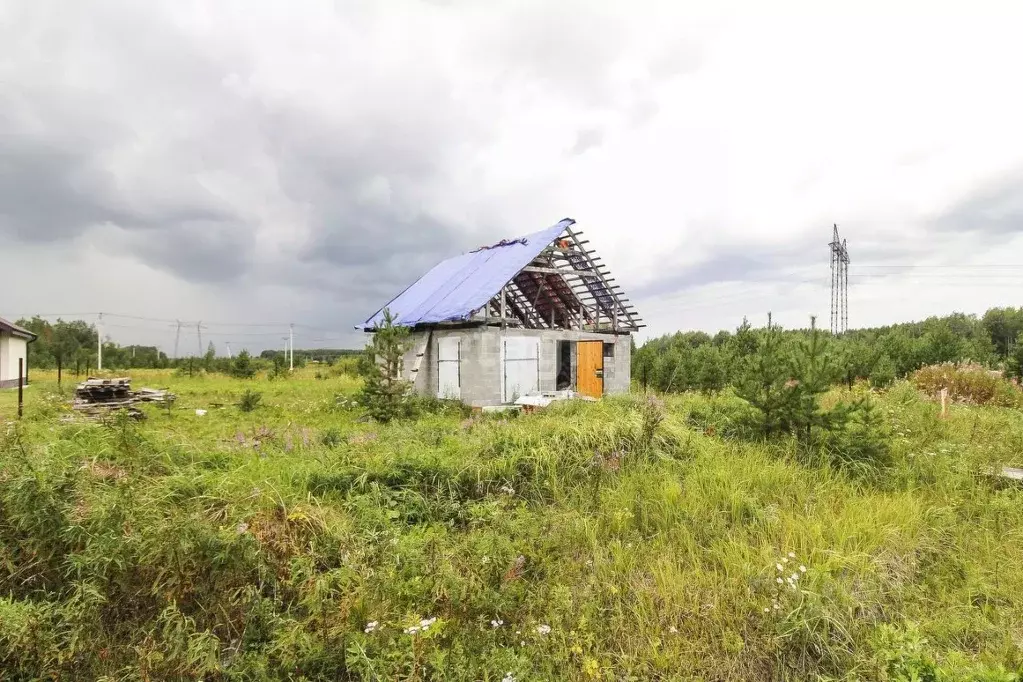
18, 358, 24, 418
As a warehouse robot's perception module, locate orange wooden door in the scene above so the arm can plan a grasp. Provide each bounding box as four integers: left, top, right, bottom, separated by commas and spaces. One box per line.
576, 341, 604, 399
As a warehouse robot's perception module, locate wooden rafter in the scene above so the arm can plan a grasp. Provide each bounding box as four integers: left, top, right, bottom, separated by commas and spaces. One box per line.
477, 224, 642, 333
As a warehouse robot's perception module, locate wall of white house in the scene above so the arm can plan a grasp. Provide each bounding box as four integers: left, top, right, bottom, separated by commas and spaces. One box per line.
0, 332, 29, 388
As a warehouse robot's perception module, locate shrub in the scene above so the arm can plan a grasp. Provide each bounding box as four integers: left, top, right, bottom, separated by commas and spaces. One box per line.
229, 350, 257, 379
238, 389, 262, 412
1007, 343, 1023, 382
809, 397, 892, 476
407, 394, 472, 418
911, 362, 1022, 406
267, 354, 288, 381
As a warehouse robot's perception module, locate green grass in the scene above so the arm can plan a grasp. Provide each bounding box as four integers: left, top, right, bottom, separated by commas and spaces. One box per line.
1, 370, 1022, 680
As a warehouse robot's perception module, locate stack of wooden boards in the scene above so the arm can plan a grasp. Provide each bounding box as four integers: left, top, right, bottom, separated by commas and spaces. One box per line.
73, 377, 174, 419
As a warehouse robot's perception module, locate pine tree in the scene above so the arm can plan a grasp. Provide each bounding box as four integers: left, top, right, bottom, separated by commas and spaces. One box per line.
230, 350, 257, 379
735, 313, 796, 436
203, 342, 216, 371
358, 309, 413, 422
787, 316, 844, 441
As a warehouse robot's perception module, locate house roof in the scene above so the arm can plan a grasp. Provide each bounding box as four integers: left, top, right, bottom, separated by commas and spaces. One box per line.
359, 218, 643, 332
0, 316, 36, 341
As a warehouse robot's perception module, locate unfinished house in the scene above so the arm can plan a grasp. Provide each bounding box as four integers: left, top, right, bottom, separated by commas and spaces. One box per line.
359, 218, 643, 407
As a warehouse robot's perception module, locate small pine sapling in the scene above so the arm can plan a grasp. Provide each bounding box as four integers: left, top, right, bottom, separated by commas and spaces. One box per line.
358, 309, 414, 422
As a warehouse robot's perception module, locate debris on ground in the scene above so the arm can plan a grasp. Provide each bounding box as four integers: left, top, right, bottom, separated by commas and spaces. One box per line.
514, 390, 596, 412
72, 377, 175, 419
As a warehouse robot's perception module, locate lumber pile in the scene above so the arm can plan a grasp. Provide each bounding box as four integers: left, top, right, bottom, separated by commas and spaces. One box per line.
72, 377, 174, 419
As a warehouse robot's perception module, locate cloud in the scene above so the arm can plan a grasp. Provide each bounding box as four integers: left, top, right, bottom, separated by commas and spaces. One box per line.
3, 1, 1023, 352
567, 129, 605, 157
932, 169, 1023, 238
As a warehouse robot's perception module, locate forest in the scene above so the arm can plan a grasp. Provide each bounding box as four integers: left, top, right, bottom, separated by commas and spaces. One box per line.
632, 307, 1023, 394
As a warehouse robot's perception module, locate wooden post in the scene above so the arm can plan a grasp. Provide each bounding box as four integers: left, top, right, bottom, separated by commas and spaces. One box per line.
939, 388, 949, 420
57, 356, 62, 387
501, 286, 507, 330
17, 358, 24, 418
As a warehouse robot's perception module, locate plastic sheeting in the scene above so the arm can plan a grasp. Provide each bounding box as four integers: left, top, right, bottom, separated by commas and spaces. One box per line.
359, 219, 574, 329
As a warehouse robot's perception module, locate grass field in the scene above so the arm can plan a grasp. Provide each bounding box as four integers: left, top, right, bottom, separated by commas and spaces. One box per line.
2, 369, 1023, 681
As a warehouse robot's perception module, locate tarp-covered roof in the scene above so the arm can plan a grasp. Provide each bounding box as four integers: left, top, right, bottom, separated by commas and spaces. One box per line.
360, 219, 574, 329
0, 316, 37, 340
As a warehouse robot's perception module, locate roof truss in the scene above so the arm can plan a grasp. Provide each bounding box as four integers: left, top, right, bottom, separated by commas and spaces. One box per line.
480, 225, 644, 333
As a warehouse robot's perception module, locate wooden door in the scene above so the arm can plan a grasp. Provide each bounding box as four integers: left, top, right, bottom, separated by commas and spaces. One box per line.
576, 340, 604, 399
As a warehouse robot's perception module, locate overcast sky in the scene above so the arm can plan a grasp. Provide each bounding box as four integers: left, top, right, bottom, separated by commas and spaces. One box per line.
3, 0, 1023, 353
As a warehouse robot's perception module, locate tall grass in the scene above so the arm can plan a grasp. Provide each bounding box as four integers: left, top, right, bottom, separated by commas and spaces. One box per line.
1, 370, 1022, 680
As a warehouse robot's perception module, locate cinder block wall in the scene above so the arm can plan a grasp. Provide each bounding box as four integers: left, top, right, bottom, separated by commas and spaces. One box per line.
390, 326, 633, 407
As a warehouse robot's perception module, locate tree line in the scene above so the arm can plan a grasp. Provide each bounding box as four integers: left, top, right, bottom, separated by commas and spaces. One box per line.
14, 316, 359, 372
633, 306, 1023, 393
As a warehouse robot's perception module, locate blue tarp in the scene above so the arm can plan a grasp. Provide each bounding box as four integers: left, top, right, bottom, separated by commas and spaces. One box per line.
360, 218, 574, 329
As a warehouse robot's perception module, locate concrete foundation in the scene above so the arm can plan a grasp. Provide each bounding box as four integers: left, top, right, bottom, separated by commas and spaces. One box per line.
399, 326, 631, 407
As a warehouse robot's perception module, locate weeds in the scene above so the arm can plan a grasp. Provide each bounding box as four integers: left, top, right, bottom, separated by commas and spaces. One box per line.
2, 368, 1023, 680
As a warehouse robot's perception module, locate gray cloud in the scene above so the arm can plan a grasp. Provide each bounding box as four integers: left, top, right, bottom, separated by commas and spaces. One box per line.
630, 223, 924, 301
933, 169, 1023, 237
567, 128, 605, 156
0, 0, 491, 305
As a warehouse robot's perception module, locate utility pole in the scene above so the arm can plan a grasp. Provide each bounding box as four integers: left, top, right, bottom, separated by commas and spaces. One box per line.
173, 320, 182, 359
828, 225, 851, 334
289, 323, 294, 371
97, 312, 103, 371
196, 320, 206, 356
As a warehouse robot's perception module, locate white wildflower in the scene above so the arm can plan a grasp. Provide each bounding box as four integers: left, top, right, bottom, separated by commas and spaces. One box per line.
420, 617, 437, 630
502, 673, 515, 682
799, 565, 806, 573
791, 573, 799, 581
536, 624, 551, 636
364, 621, 379, 634
788, 552, 796, 558
776, 563, 783, 571
773, 603, 780, 610
776, 577, 784, 584
499, 484, 515, 495
491, 619, 504, 629
763, 607, 770, 613
669, 626, 679, 633
405, 626, 420, 635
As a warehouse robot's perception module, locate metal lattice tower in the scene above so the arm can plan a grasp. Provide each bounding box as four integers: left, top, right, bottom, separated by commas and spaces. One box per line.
829, 224, 850, 334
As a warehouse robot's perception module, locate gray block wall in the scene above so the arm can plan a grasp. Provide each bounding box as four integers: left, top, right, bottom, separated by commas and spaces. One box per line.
391, 325, 632, 407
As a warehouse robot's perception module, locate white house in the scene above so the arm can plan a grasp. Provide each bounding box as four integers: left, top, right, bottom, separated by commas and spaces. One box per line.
0, 317, 36, 389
